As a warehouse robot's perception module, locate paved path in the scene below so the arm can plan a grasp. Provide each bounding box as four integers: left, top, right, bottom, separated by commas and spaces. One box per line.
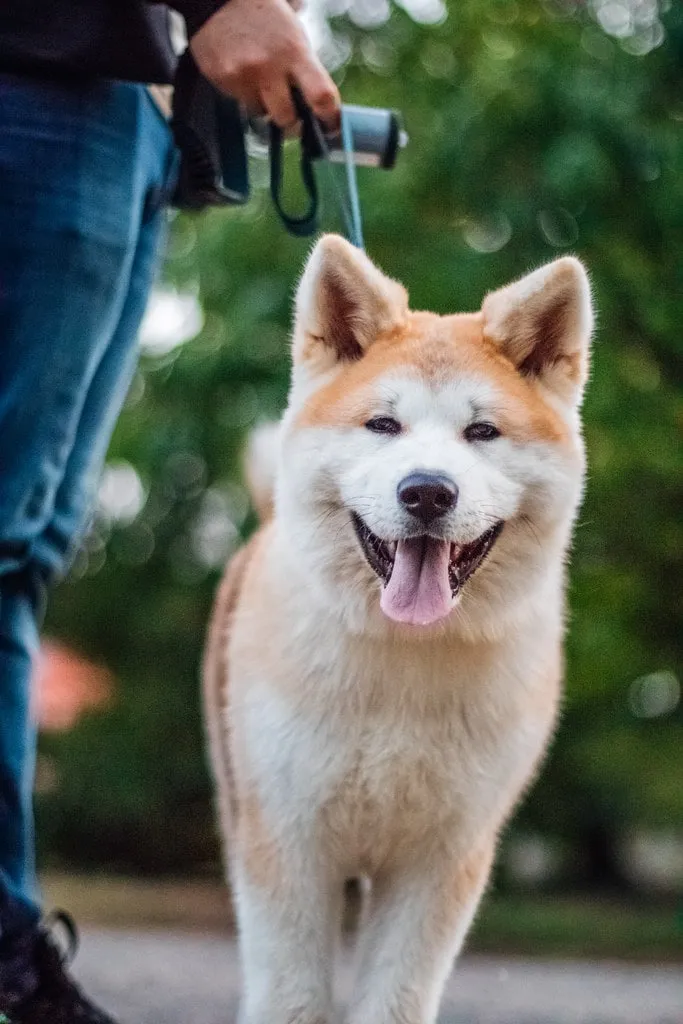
74, 929, 683, 1024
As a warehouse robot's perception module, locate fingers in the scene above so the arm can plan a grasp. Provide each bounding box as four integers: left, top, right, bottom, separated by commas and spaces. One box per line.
294, 56, 341, 129
189, 0, 340, 129
259, 79, 298, 129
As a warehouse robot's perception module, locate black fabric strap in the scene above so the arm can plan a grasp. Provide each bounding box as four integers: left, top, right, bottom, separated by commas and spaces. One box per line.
268, 89, 319, 238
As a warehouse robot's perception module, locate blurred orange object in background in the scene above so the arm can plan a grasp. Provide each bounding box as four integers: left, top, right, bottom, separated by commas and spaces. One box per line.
33, 642, 113, 732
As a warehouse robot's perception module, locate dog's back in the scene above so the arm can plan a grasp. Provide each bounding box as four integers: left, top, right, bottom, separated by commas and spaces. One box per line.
202, 423, 278, 851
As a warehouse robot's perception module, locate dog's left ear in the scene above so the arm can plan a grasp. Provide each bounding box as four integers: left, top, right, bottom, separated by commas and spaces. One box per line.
481, 257, 593, 405
293, 234, 408, 375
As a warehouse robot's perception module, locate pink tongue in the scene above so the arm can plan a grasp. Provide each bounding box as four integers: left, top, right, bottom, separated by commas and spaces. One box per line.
380, 537, 453, 626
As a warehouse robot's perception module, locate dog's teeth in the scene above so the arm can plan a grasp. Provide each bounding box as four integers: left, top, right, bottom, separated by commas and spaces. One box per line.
387, 542, 396, 559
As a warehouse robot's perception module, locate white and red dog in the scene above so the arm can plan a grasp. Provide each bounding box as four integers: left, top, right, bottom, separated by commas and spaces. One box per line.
204, 235, 593, 1024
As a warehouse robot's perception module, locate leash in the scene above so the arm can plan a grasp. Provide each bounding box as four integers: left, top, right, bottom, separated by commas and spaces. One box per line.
172, 50, 393, 245
317, 107, 365, 250
340, 108, 365, 250
270, 91, 366, 250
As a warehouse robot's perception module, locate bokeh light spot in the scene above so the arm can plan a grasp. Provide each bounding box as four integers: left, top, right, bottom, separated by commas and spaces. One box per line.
538, 207, 579, 247
463, 213, 512, 253
628, 670, 680, 719
139, 289, 204, 358
98, 462, 146, 524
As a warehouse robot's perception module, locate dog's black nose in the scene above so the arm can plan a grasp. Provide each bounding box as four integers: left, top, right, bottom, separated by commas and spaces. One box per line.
397, 472, 458, 525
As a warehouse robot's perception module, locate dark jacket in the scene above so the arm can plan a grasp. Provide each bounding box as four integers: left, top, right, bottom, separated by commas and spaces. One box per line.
0, 0, 223, 84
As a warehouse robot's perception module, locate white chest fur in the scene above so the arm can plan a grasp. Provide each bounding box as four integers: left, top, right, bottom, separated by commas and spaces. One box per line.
228, 607, 559, 878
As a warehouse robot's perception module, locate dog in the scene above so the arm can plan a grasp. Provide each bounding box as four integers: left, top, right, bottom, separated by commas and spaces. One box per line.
203, 234, 593, 1024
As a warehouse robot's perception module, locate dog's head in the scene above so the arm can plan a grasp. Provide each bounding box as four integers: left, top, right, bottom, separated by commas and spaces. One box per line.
276, 235, 593, 636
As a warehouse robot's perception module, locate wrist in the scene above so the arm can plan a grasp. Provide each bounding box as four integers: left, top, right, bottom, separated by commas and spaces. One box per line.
179, 0, 227, 38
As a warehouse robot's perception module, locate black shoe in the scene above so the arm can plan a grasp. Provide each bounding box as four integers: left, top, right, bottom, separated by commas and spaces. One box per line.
0, 912, 118, 1023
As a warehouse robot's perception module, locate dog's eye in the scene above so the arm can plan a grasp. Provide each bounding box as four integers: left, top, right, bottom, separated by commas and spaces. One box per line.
365, 416, 402, 436
464, 422, 501, 442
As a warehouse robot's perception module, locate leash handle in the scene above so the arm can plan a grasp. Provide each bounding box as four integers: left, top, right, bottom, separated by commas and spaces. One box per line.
269, 88, 366, 248
268, 90, 319, 238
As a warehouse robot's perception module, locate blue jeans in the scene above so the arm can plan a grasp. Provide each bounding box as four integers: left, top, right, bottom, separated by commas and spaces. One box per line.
0, 73, 176, 938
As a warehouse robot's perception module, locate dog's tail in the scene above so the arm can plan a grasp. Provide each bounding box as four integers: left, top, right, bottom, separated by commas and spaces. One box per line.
243, 421, 280, 523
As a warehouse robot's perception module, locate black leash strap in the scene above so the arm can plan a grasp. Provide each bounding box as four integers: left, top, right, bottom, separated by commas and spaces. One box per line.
269, 89, 319, 238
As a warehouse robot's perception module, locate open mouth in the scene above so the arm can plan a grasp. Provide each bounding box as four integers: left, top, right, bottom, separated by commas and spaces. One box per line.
351, 513, 503, 627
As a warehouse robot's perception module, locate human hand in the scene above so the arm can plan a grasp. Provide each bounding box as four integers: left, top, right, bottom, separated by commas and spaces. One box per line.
190, 0, 340, 129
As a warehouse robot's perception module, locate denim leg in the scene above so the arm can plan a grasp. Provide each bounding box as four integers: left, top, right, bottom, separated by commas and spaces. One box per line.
33, 106, 175, 577
0, 74, 175, 937
0, 573, 44, 937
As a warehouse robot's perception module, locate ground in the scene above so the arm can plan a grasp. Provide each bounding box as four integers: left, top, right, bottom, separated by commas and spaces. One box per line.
74, 928, 683, 1024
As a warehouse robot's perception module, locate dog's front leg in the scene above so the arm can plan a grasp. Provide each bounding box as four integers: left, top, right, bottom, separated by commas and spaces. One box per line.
347, 841, 494, 1024
232, 834, 341, 1024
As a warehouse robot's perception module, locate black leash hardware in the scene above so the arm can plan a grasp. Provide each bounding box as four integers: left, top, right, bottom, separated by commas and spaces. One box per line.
268, 88, 320, 238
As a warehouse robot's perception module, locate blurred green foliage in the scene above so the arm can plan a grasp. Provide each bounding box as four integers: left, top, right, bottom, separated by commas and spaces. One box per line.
40, 0, 682, 882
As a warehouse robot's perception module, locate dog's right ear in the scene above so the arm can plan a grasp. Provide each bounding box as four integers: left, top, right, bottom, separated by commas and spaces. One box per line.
293, 234, 408, 375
